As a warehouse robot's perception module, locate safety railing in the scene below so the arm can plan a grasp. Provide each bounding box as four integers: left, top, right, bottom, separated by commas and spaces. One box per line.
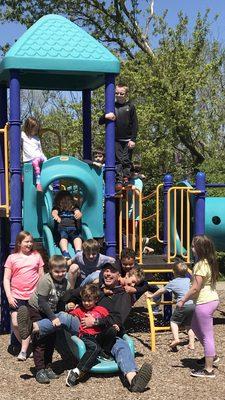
142, 183, 163, 244
117, 185, 143, 263
0, 123, 10, 217
167, 187, 201, 263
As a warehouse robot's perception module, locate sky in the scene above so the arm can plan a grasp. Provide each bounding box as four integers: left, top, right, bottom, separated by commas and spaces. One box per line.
0, 1, 225, 49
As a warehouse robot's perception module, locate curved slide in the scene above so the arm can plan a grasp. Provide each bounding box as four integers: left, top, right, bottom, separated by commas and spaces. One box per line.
23, 156, 104, 256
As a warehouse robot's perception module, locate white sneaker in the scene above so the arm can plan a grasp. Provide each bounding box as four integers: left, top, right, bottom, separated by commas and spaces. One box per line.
17, 351, 27, 361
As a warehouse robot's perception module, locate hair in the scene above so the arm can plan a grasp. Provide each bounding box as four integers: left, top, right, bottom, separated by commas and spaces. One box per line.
173, 258, 188, 277
48, 255, 67, 271
23, 117, 40, 137
93, 147, 105, 157
83, 239, 100, 255
131, 162, 142, 174
116, 83, 129, 94
192, 235, 219, 286
120, 248, 136, 260
127, 266, 145, 283
14, 231, 34, 253
53, 190, 75, 212
80, 283, 100, 302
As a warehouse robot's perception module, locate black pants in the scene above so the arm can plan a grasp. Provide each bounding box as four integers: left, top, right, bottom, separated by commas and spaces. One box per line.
115, 141, 133, 182
78, 327, 117, 372
28, 306, 56, 371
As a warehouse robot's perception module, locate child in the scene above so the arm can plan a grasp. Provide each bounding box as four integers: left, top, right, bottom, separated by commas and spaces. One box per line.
18, 255, 70, 384
52, 190, 82, 260
21, 117, 47, 191
66, 283, 118, 387
147, 259, 195, 351
3, 231, 44, 361
84, 147, 105, 169
67, 238, 115, 288
99, 83, 138, 190
177, 235, 219, 378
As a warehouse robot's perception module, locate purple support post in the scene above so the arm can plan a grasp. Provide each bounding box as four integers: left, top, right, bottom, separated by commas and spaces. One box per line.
163, 173, 173, 322
82, 89, 92, 160
9, 70, 22, 252
194, 171, 205, 235
104, 74, 116, 256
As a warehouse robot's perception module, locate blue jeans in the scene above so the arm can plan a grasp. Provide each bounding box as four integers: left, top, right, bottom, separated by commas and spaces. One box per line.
111, 337, 137, 375
80, 271, 101, 287
37, 312, 80, 337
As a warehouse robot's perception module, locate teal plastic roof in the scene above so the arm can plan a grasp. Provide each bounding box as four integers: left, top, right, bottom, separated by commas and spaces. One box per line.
0, 14, 120, 90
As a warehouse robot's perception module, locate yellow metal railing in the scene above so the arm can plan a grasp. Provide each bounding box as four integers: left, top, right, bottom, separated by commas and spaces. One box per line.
167, 187, 201, 263
117, 186, 143, 263
0, 123, 10, 217
142, 183, 163, 243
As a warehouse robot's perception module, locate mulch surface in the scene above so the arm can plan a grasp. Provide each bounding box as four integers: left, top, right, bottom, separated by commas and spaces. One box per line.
1, 290, 225, 400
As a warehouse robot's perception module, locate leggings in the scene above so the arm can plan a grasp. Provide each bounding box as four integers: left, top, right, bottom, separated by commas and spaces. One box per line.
32, 157, 45, 177
191, 300, 219, 357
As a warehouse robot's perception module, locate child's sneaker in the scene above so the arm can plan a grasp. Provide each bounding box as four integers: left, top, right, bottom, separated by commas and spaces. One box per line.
17, 305, 33, 340
35, 369, 50, 384
45, 367, 59, 379
190, 369, 215, 378
62, 251, 71, 260
17, 351, 27, 361
66, 370, 79, 387
130, 362, 153, 392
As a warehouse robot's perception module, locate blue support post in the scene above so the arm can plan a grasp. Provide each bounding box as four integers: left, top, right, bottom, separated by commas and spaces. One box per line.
104, 74, 116, 257
163, 173, 173, 322
0, 86, 10, 333
9, 70, 22, 252
82, 89, 92, 160
194, 171, 205, 236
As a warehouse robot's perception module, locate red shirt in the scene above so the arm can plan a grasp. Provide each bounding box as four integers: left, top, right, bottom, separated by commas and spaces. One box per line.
69, 305, 109, 336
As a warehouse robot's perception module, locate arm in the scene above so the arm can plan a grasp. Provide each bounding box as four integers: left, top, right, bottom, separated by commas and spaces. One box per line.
38, 294, 60, 326
146, 286, 166, 299
130, 104, 138, 142
74, 208, 82, 220
52, 208, 61, 223
38, 266, 44, 279
99, 113, 116, 125
177, 275, 203, 308
3, 268, 18, 308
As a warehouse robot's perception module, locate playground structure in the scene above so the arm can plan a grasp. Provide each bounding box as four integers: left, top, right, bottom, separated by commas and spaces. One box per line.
0, 13, 225, 353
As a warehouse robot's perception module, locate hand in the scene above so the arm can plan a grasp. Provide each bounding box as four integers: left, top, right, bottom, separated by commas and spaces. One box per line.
74, 209, 82, 220
113, 324, 120, 332
67, 302, 77, 311
146, 292, 153, 299
105, 112, 116, 121
8, 296, 18, 308
177, 300, 184, 309
93, 161, 102, 168
81, 314, 95, 328
103, 287, 113, 296
52, 318, 61, 327
128, 140, 135, 149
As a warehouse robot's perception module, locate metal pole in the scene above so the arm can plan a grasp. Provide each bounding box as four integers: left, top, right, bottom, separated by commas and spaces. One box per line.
194, 171, 205, 235
9, 70, 22, 252
82, 89, 92, 160
104, 74, 116, 256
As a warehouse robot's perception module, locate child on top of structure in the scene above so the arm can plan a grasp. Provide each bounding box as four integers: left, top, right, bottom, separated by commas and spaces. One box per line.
52, 190, 82, 261
84, 147, 105, 169
3, 231, 44, 361
67, 238, 114, 288
66, 283, 118, 387
99, 83, 138, 190
147, 258, 195, 351
21, 117, 47, 191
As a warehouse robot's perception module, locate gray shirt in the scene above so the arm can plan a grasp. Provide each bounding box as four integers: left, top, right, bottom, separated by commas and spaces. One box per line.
71, 252, 115, 281
165, 277, 193, 305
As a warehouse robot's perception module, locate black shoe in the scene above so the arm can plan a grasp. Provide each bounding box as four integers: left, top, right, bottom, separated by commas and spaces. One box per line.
130, 363, 153, 393
45, 368, 59, 379
190, 369, 215, 378
17, 305, 33, 340
66, 370, 79, 387
35, 369, 50, 384
196, 355, 219, 367
7, 344, 21, 356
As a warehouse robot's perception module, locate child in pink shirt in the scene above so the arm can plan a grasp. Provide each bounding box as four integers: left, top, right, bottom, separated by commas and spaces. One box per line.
3, 231, 44, 361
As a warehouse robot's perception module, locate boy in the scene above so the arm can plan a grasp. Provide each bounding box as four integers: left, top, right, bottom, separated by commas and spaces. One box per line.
67, 238, 115, 287
147, 259, 195, 350
99, 83, 138, 190
17, 255, 70, 384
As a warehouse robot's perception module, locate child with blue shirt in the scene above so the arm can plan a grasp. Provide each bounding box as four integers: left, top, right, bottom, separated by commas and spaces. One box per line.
147, 258, 195, 350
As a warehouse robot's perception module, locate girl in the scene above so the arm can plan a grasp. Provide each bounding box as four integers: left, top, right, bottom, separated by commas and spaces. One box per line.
3, 231, 44, 361
177, 235, 219, 378
21, 117, 47, 191
52, 190, 82, 259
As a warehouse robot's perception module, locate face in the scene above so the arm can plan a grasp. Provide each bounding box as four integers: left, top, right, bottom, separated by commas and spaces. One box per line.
19, 235, 33, 254
103, 268, 120, 288
84, 251, 98, 262
191, 242, 196, 256
94, 153, 104, 163
124, 274, 138, 287
121, 257, 135, 272
82, 298, 96, 310
51, 268, 67, 282
30, 125, 39, 136
115, 86, 127, 104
